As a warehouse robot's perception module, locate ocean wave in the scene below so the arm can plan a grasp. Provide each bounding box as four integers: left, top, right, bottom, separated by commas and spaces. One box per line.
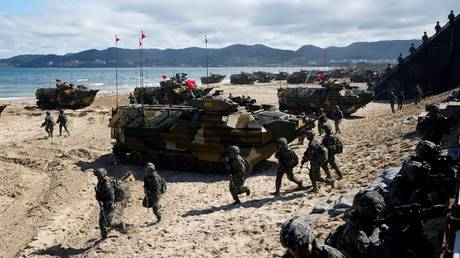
89, 83, 105, 86
77, 78, 89, 82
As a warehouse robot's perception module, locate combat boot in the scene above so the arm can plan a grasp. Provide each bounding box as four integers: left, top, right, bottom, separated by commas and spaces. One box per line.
326, 178, 335, 189
245, 188, 251, 196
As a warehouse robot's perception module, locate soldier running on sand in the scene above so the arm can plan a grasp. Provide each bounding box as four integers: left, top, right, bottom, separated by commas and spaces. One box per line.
41, 111, 55, 138
273, 138, 303, 195
225, 146, 251, 204
321, 125, 343, 180
331, 105, 343, 134
143, 163, 166, 223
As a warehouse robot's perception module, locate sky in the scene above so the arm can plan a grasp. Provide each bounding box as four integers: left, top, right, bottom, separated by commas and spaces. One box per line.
0, 0, 459, 58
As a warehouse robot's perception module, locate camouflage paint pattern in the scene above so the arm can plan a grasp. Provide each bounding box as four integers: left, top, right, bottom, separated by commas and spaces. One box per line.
230, 72, 258, 84
35, 84, 98, 109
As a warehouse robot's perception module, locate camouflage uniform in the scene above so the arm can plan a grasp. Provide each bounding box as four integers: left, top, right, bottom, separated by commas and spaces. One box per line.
317, 109, 327, 136
330, 106, 343, 134
144, 163, 165, 222
226, 146, 250, 204
321, 125, 343, 180
416, 105, 451, 144
129, 93, 137, 104
302, 131, 333, 191
388, 92, 397, 113
397, 54, 404, 64
42, 112, 55, 137
409, 43, 416, 55
397, 91, 405, 110
94, 168, 125, 239
414, 85, 423, 104
274, 138, 303, 195
280, 216, 345, 258
56, 110, 70, 136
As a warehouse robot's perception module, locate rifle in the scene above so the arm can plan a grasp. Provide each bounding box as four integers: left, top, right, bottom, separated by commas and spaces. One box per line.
377, 203, 448, 226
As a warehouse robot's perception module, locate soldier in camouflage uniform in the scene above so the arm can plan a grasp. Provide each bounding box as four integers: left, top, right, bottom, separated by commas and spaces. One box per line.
280, 216, 345, 258
273, 138, 303, 195
94, 168, 126, 239
397, 90, 405, 110
321, 125, 343, 180
388, 91, 397, 113
409, 43, 416, 55
330, 105, 343, 134
143, 163, 166, 222
316, 108, 327, 136
128, 92, 137, 104
416, 104, 451, 144
414, 85, 423, 104
328, 190, 390, 258
226, 146, 251, 204
56, 109, 70, 136
41, 111, 55, 138
302, 131, 334, 192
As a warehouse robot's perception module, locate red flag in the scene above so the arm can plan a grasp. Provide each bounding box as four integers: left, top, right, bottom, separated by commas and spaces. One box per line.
205, 34, 208, 44
141, 30, 146, 40
115, 35, 121, 43
185, 80, 197, 90
139, 38, 142, 47
318, 72, 325, 81
161, 74, 168, 80
55, 79, 62, 84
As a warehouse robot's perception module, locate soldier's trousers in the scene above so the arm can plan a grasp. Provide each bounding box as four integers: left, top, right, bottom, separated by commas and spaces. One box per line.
390, 103, 395, 113
151, 201, 161, 221
230, 178, 249, 201
321, 155, 342, 179
318, 122, 325, 135
334, 120, 341, 133
397, 101, 403, 110
59, 124, 70, 136
309, 163, 329, 188
45, 126, 53, 137
99, 206, 123, 238
275, 166, 302, 192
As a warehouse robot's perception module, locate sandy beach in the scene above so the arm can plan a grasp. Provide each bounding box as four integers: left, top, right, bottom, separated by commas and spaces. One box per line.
0, 81, 449, 257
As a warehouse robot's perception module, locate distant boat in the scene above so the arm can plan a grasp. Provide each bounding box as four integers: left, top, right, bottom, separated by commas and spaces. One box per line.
200, 73, 226, 84
35, 81, 99, 109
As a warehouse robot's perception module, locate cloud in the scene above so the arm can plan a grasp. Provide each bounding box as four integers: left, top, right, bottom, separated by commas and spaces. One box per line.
0, 0, 459, 58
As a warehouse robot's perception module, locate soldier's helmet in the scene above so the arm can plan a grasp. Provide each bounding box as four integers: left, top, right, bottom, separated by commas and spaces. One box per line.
46, 111, 50, 115
280, 216, 315, 250
426, 104, 440, 114
276, 137, 288, 146
94, 168, 107, 177
400, 160, 423, 181
146, 162, 156, 173
350, 190, 386, 221
415, 140, 439, 160
322, 124, 332, 133
227, 146, 240, 157
59, 109, 64, 113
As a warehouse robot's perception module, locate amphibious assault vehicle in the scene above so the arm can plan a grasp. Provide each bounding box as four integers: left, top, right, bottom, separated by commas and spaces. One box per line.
35, 82, 99, 109
134, 73, 213, 105
0, 105, 7, 117
278, 81, 374, 116
200, 73, 226, 85
230, 72, 258, 84
274, 72, 290, 81
253, 71, 274, 83
109, 97, 307, 172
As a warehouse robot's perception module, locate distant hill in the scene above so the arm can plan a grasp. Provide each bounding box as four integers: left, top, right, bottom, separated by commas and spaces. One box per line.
0, 40, 422, 68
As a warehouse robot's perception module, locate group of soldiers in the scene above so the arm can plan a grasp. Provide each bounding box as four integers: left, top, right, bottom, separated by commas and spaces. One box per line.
41, 109, 70, 137
388, 84, 423, 113
279, 102, 458, 258
94, 162, 166, 238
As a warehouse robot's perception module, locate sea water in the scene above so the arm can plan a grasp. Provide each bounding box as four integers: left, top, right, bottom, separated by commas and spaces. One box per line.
0, 67, 328, 99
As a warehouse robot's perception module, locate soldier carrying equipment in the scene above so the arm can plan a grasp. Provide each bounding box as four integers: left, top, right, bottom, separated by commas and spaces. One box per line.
280, 216, 345, 258
316, 108, 327, 136
225, 146, 251, 204
56, 109, 70, 136
94, 168, 126, 239
397, 90, 405, 110
143, 163, 166, 223
302, 131, 334, 192
41, 111, 55, 138
321, 125, 343, 180
273, 138, 303, 195
388, 91, 397, 113
330, 105, 343, 134
416, 104, 451, 144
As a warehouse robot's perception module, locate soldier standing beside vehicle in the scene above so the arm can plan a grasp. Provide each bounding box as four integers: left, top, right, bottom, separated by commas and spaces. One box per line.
397, 90, 405, 110
94, 168, 126, 239
280, 216, 345, 258
301, 131, 334, 192
331, 105, 343, 134
273, 138, 303, 196
41, 111, 55, 138
321, 125, 343, 180
225, 146, 251, 204
143, 163, 166, 223
56, 109, 70, 136
128, 92, 137, 104
317, 108, 327, 136
388, 91, 397, 113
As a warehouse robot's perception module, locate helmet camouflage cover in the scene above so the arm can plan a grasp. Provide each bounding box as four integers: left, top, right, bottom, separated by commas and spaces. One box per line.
280, 216, 315, 250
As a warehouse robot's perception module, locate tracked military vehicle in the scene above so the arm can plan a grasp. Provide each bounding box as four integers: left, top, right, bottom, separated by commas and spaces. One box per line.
0, 105, 7, 117
134, 73, 213, 105
278, 81, 374, 116
230, 72, 257, 84
253, 71, 274, 83
274, 72, 290, 81
200, 73, 226, 84
35, 82, 99, 109
109, 97, 306, 172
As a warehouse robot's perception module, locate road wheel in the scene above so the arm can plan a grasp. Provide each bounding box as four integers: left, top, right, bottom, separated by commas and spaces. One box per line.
197, 160, 213, 173
129, 150, 144, 165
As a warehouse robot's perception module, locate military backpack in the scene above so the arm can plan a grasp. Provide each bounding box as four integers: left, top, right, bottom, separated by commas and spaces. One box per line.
317, 143, 329, 164
335, 136, 343, 154
111, 179, 126, 202
286, 148, 299, 167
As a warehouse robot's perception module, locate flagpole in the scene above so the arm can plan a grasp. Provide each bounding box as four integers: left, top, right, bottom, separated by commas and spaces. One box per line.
115, 35, 119, 108
205, 35, 209, 86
